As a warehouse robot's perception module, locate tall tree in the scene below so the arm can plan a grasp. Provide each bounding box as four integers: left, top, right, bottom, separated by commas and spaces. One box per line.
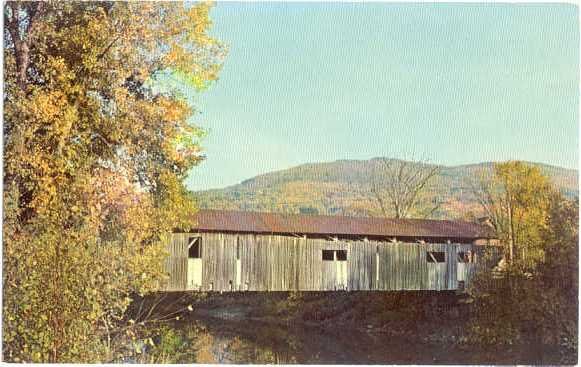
470, 161, 552, 268
468, 174, 577, 361
3, 2, 226, 362
370, 157, 441, 219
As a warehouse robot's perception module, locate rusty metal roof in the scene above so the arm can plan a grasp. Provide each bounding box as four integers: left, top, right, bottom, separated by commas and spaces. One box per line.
190, 210, 496, 240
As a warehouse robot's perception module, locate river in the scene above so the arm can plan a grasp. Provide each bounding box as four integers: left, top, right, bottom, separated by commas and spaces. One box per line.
169, 300, 563, 364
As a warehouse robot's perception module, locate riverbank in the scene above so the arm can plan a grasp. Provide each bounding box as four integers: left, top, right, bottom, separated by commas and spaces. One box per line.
127, 291, 573, 364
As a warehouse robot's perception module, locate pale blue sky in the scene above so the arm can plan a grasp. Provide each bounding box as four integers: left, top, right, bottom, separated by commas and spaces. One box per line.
181, 2, 579, 191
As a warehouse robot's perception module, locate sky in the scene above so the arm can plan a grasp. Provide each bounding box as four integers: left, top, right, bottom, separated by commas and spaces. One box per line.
181, 2, 579, 191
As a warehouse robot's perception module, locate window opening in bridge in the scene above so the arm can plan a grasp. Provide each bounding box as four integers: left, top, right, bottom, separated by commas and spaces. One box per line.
457, 251, 474, 263
188, 237, 201, 259
236, 237, 240, 259
426, 251, 445, 263
322, 250, 347, 261
322, 250, 334, 261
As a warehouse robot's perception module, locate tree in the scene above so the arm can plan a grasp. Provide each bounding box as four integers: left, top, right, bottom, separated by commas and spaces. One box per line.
541, 192, 578, 293
470, 161, 551, 268
538, 193, 578, 354
468, 193, 578, 362
3, 2, 226, 362
467, 163, 577, 362
369, 157, 441, 219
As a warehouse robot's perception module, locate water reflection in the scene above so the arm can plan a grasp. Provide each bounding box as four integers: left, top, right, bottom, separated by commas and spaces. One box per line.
174, 313, 565, 365
129, 293, 568, 364
184, 314, 469, 364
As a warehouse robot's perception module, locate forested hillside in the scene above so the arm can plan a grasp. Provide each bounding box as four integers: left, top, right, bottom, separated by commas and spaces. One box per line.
195, 158, 578, 220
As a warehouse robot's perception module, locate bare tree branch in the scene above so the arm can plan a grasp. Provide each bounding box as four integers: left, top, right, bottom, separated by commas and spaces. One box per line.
369, 156, 441, 219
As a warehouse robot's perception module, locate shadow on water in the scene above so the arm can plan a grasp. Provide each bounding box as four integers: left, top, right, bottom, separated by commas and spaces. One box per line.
180, 308, 558, 365
193, 314, 445, 364
136, 293, 569, 364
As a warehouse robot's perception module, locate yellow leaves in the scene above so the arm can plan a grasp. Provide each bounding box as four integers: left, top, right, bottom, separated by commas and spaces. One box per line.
490, 161, 554, 270
29, 91, 66, 124
155, 2, 225, 89
158, 96, 189, 124
165, 42, 187, 66
44, 56, 76, 85
4, 2, 225, 361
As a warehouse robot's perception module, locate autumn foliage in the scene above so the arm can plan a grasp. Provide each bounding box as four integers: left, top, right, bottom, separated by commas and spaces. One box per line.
468, 162, 578, 362
3, 2, 225, 362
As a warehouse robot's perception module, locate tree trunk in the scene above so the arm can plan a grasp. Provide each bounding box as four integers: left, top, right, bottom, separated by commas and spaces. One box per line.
6, 2, 45, 91
506, 191, 515, 265
13, 40, 30, 90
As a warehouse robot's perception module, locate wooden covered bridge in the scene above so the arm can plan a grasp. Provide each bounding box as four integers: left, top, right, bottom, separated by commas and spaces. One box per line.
165, 210, 499, 292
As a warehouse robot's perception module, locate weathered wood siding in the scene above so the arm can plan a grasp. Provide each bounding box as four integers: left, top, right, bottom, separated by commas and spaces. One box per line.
347, 241, 374, 290
374, 242, 457, 291
165, 233, 491, 292
165, 233, 190, 291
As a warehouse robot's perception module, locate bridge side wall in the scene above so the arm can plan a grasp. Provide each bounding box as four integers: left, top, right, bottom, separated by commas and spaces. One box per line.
164, 233, 189, 291
165, 232, 490, 292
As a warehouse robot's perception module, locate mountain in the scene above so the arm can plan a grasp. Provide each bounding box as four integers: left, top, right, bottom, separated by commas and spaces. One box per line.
194, 159, 578, 220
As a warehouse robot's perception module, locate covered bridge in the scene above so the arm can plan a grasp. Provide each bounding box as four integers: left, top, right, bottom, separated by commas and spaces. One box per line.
165, 210, 499, 292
